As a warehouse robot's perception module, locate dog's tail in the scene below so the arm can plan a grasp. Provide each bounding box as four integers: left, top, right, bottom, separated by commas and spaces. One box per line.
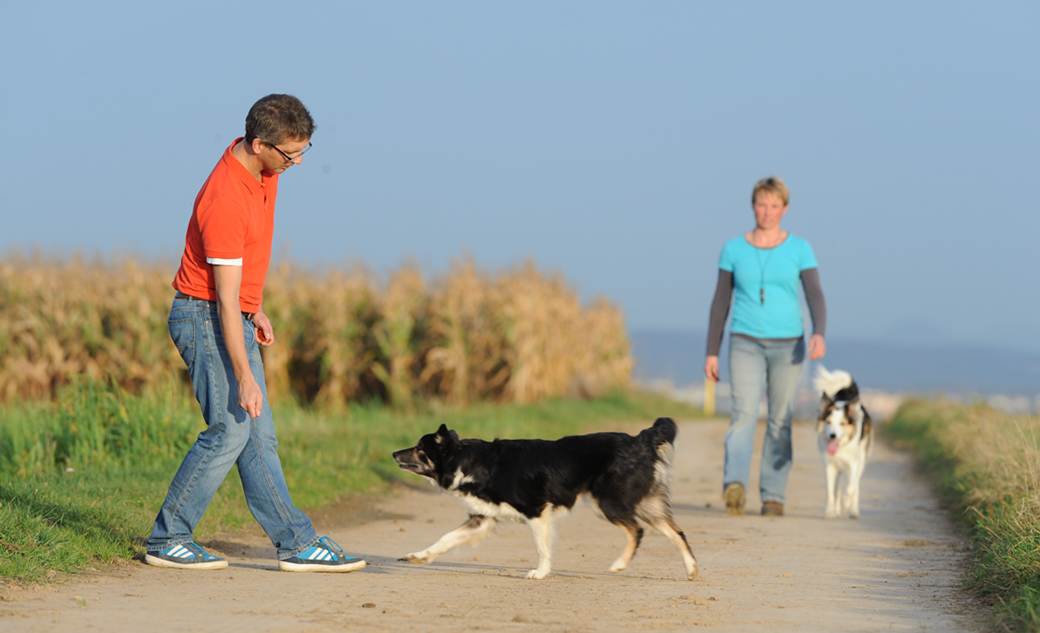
813, 365, 856, 400
644, 417, 677, 446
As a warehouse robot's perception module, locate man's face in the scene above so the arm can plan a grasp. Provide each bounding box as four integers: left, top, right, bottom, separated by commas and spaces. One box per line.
260, 137, 311, 174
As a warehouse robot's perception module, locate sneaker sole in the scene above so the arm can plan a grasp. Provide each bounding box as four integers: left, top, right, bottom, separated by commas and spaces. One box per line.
144, 554, 228, 570
278, 559, 367, 573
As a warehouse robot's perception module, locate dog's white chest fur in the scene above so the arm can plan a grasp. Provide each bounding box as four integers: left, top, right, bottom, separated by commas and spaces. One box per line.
820, 438, 867, 469
452, 491, 528, 522
443, 467, 528, 521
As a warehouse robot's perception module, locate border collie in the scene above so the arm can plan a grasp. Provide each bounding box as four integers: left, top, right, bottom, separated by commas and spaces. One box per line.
813, 366, 874, 519
392, 418, 698, 580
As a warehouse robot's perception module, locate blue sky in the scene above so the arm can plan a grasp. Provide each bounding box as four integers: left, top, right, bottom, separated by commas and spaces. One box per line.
3, 1, 1038, 353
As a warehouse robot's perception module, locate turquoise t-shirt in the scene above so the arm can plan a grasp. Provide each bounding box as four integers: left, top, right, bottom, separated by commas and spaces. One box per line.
718, 234, 818, 339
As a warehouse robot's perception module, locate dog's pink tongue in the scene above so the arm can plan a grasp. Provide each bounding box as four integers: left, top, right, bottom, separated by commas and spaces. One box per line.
827, 439, 840, 456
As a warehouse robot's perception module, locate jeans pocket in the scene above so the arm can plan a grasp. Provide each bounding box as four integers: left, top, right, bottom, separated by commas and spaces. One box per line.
168, 317, 196, 367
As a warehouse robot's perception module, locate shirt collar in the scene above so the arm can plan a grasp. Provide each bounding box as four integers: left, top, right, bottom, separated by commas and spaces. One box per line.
221, 137, 272, 193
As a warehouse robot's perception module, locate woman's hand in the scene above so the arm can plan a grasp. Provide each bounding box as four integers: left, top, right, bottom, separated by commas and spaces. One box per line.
704, 355, 720, 382
809, 334, 826, 360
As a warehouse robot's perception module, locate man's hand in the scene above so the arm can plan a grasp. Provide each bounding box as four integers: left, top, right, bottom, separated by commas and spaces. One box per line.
704, 355, 720, 382
237, 375, 264, 418
809, 334, 826, 360
253, 310, 275, 347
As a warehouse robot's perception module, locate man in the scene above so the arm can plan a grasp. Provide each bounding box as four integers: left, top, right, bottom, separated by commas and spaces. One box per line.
145, 94, 365, 572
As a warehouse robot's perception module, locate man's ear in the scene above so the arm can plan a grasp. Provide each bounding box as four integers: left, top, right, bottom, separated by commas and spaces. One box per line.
250, 137, 265, 155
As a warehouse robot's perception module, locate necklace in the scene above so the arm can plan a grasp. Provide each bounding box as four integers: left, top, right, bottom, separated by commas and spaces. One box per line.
755, 245, 776, 306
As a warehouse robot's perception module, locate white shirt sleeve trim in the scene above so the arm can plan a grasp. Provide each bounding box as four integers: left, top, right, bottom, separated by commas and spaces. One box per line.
206, 257, 244, 266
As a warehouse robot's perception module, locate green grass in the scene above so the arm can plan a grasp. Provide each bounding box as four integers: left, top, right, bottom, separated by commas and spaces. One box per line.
885, 398, 1040, 633
0, 380, 703, 582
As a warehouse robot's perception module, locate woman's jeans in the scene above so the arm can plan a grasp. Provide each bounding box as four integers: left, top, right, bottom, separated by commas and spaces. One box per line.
724, 335, 805, 504
146, 297, 318, 560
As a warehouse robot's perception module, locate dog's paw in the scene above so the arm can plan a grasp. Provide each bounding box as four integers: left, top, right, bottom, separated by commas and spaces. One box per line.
608, 558, 627, 573
525, 568, 549, 580
400, 551, 432, 564
824, 511, 837, 520
687, 567, 699, 581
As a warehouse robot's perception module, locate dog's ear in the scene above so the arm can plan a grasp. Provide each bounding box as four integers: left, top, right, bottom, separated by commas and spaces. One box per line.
435, 424, 459, 445
817, 394, 833, 421
847, 399, 865, 425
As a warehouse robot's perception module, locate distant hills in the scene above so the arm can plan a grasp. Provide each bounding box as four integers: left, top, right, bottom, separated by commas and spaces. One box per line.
630, 329, 1040, 397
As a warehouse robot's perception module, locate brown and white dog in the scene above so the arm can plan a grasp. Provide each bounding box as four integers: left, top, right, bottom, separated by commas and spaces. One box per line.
813, 366, 873, 519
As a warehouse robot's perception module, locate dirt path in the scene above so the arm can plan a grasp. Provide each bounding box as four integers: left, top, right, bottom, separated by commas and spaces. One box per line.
1, 419, 985, 632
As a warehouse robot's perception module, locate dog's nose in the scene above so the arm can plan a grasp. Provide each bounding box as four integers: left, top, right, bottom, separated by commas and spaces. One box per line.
828, 433, 837, 440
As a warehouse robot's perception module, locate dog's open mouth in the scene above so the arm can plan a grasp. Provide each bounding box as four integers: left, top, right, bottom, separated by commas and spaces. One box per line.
827, 439, 840, 456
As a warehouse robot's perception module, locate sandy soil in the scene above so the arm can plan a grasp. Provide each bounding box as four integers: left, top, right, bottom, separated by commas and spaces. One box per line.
0, 418, 986, 632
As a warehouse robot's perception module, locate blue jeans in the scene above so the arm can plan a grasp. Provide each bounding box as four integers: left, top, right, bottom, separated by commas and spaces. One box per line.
146, 297, 318, 560
723, 335, 805, 504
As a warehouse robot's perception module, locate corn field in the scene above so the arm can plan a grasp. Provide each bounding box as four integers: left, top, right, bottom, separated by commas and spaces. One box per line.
0, 252, 631, 407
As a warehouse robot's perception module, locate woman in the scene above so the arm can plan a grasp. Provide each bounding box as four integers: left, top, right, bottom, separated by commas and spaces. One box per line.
704, 176, 826, 516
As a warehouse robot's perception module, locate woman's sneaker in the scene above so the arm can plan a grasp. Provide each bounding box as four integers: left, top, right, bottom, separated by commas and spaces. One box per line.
144, 542, 228, 570
279, 536, 367, 573
723, 482, 746, 516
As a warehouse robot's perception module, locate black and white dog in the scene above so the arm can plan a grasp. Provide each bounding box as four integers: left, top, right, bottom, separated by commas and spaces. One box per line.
813, 366, 874, 519
392, 418, 698, 580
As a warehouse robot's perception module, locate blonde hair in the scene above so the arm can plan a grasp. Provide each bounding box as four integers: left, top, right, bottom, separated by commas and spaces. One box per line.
751, 176, 789, 206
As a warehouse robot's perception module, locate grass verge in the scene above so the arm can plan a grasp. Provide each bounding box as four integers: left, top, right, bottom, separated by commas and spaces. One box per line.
886, 398, 1040, 632
0, 380, 702, 582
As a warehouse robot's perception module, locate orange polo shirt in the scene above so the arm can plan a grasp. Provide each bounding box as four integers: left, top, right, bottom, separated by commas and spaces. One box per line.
172, 138, 278, 313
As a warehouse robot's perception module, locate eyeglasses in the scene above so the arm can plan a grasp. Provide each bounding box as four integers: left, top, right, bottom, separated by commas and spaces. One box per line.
264, 141, 312, 164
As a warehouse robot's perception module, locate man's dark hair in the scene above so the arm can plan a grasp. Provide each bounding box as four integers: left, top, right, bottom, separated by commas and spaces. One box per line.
244, 94, 315, 145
